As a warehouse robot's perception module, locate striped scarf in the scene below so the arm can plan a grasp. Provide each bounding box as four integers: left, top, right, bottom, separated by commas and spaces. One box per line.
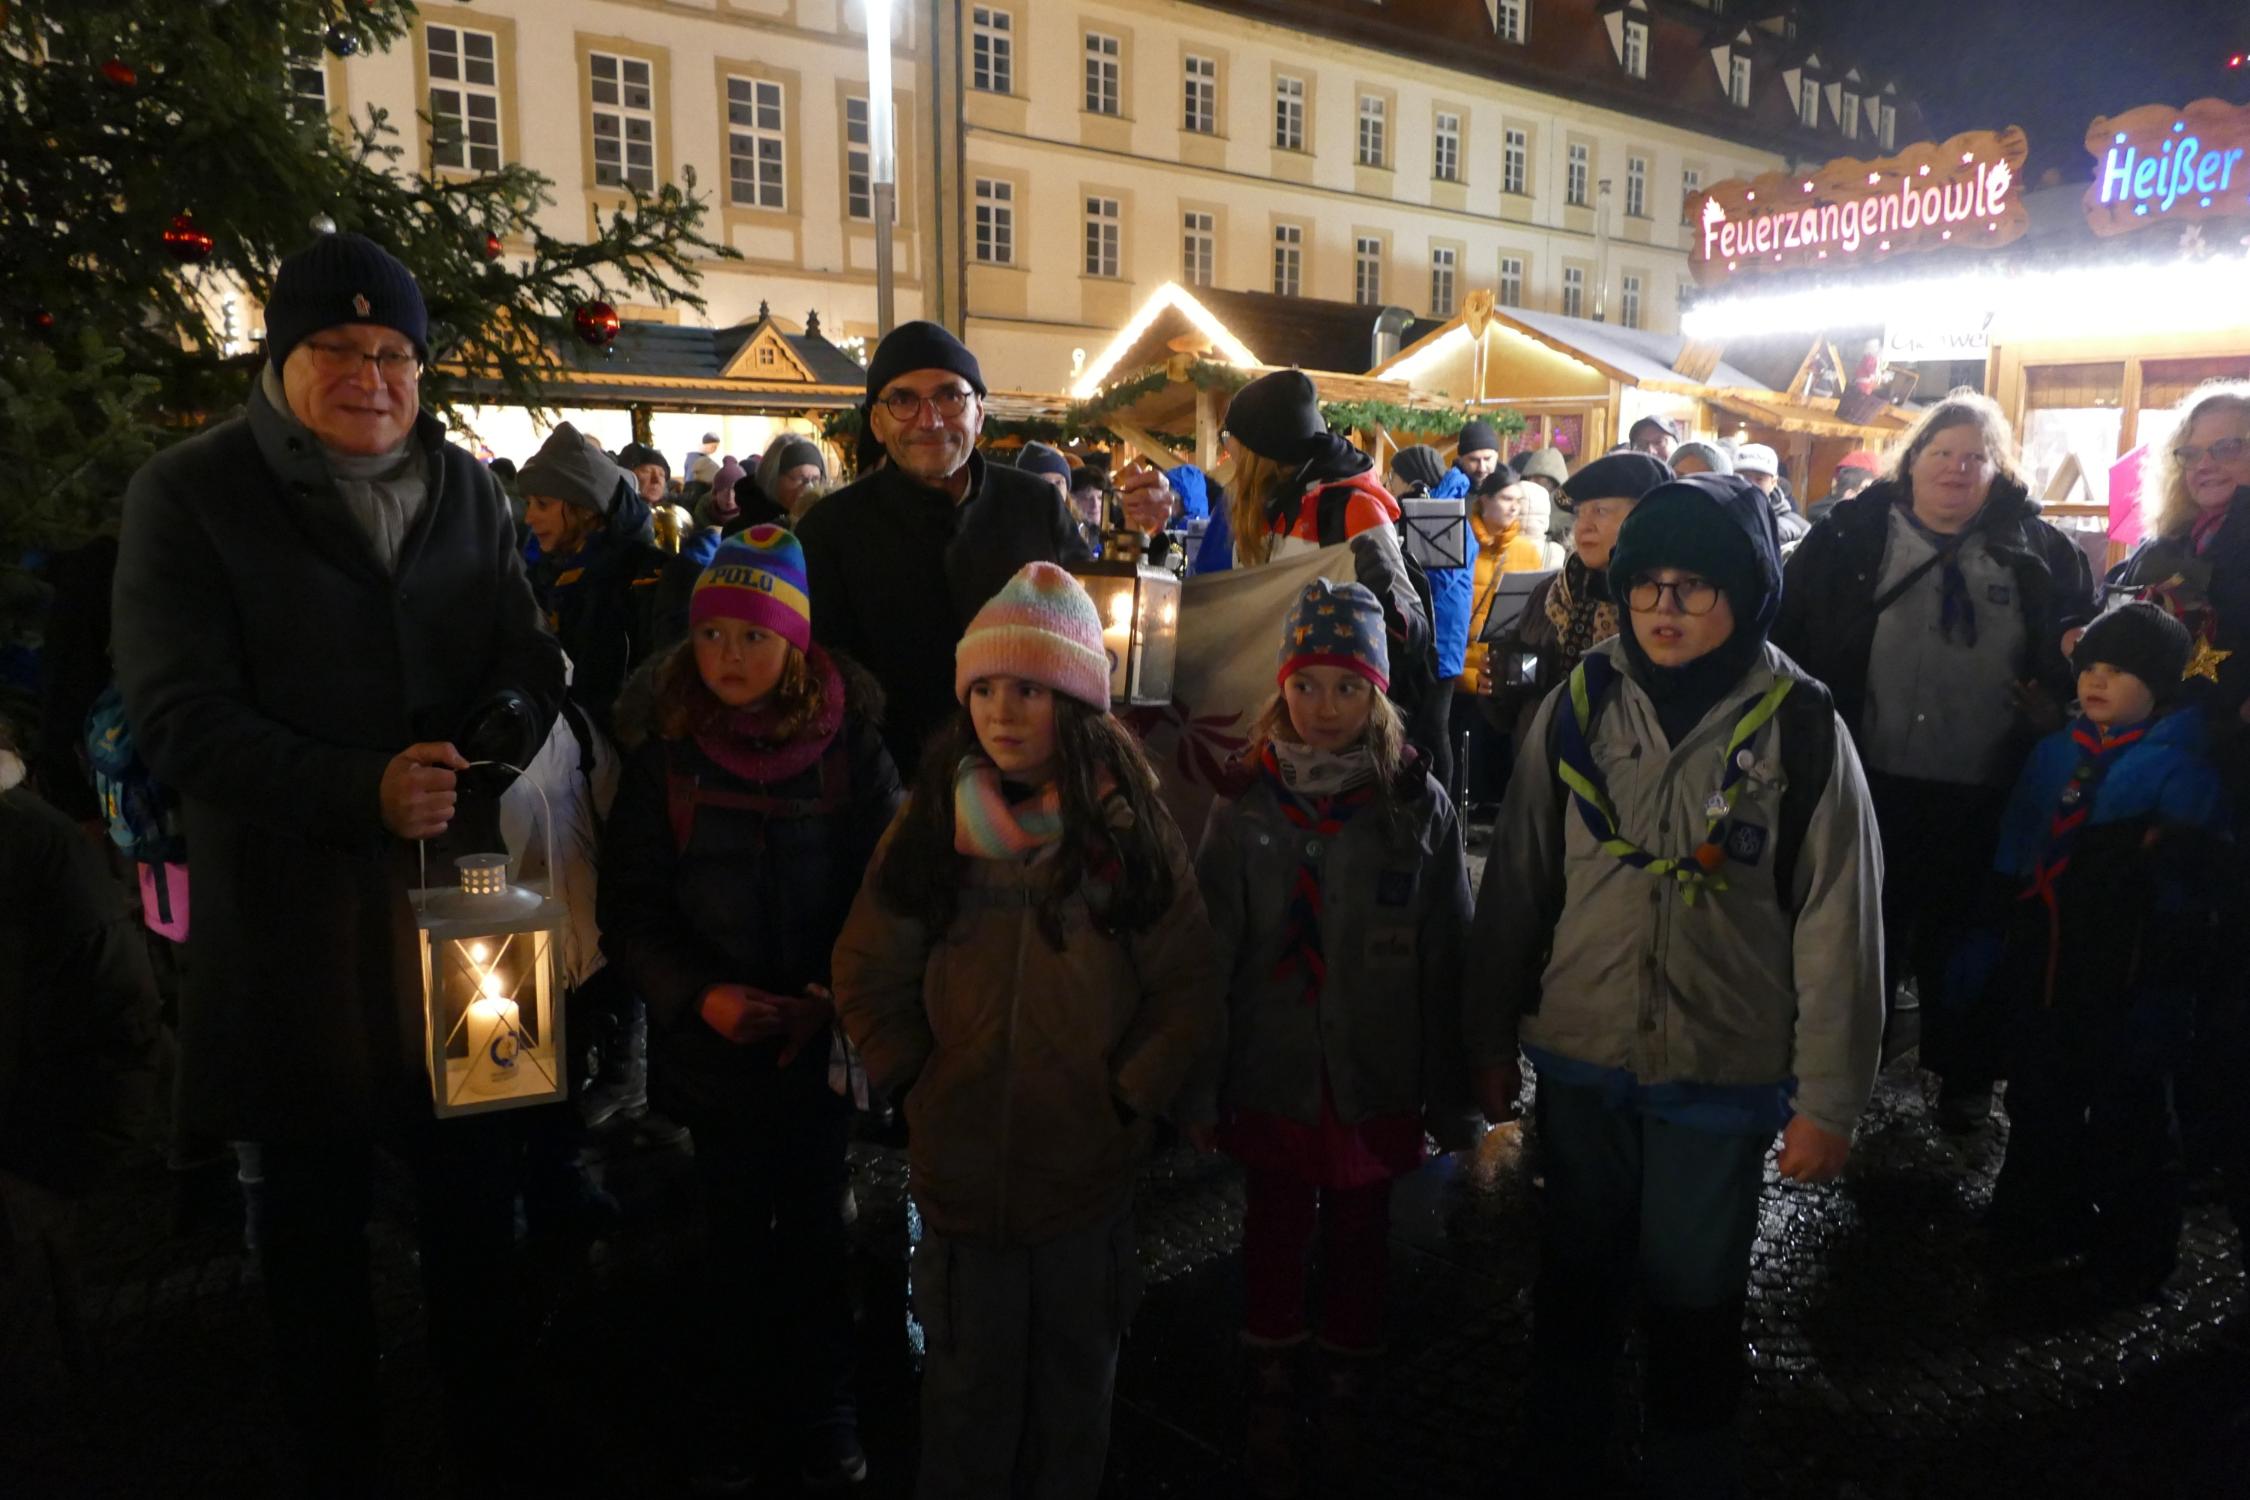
952, 757, 1065, 859
2018, 719, 2148, 1005
1259, 744, 1376, 1007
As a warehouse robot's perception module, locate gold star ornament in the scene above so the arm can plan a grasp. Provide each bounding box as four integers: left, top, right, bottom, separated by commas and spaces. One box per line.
2184, 637, 2233, 683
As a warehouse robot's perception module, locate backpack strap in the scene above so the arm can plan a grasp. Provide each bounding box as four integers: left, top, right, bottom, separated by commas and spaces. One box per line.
1771, 675, 1837, 916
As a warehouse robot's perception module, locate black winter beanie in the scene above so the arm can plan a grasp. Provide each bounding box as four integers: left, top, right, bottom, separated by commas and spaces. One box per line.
1609, 475, 1779, 634
1224, 370, 1328, 462
1389, 444, 1447, 494
864, 320, 987, 403
1457, 419, 1502, 457
264, 232, 429, 372
2074, 601, 2194, 701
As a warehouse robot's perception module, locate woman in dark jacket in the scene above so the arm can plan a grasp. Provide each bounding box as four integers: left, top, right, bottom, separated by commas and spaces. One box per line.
1773, 393, 2097, 1128
597, 528, 902, 1492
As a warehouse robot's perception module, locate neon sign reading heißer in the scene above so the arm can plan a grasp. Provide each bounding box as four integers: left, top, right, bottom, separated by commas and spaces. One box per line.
1687, 127, 2029, 286
2084, 99, 2250, 237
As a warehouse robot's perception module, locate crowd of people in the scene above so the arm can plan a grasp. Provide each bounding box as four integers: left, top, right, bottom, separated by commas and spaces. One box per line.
6, 230, 2249, 1500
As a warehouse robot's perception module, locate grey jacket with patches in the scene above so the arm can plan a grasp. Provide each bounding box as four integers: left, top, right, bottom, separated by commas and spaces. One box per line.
1464, 637, 1885, 1137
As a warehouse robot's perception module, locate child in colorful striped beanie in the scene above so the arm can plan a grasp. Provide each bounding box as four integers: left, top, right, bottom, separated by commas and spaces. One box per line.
1188, 576, 1474, 1492
832, 561, 1224, 1498
597, 522, 903, 1493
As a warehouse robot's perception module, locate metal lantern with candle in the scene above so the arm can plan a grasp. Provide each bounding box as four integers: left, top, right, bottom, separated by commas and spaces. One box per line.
413, 765, 567, 1117
1071, 528, 1181, 706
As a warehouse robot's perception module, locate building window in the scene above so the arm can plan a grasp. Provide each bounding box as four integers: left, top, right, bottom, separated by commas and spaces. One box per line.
1625, 155, 1647, 218
287, 40, 328, 119
1503, 127, 1528, 196
1357, 94, 1387, 168
971, 7, 1013, 95
1273, 223, 1302, 297
427, 24, 502, 172
1562, 264, 1585, 318
1433, 111, 1461, 183
725, 77, 786, 209
1497, 0, 1525, 44
1183, 210, 1214, 287
589, 53, 656, 191
973, 178, 1013, 264
1566, 142, 1589, 207
1084, 195, 1120, 277
1623, 20, 1648, 80
1084, 32, 1121, 116
1354, 236, 1383, 306
1499, 255, 1524, 309
1680, 167, 1701, 224
1430, 245, 1457, 318
1880, 102, 1897, 149
846, 96, 891, 222
1274, 74, 1304, 150
1729, 54, 1752, 109
1183, 54, 1217, 134
1842, 94, 1860, 139
1799, 77, 1819, 129
1621, 273, 1643, 330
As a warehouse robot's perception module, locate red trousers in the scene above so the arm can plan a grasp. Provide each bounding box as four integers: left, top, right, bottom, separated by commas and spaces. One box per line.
1240, 1168, 1393, 1352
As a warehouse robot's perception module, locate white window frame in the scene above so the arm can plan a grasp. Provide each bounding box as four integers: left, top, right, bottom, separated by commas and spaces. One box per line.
1084, 194, 1121, 278
1562, 264, 1585, 318
1433, 111, 1461, 183
970, 7, 1013, 95
1084, 32, 1121, 117
1183, 53, 1217, 134
1274, 74, 1305, 150
1799, 77, 1820, 129
288, 40, 329, 119
1503, 127, 1528, 196
1357, 94, 1387, 169
1842, 94, 1860, 139
724, 76, 786, 210
1354, 236, 1383, 306
1621, 273, 1643, 330
1623, 20, 1648, 80
1729, 54, 1752, 109
973, 177, 1014, 265
1625, 155, 1647, 218
1498, 255, 1524, 309
1273, 223, 1303, 297
589, 51, 656, 192
1566, 142, 1590, 208
1430, 245, 1457, 318
1680, 167, 1701, 224
845, 96, 891, 222
1182, 210, 1214, 287
1880, 101, 1897, 149
427, 23, 502, 172
1497, 0, 1525, 45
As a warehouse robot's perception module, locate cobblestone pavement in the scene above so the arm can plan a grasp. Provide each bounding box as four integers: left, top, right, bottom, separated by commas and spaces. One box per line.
8, 1056, 2249, 1500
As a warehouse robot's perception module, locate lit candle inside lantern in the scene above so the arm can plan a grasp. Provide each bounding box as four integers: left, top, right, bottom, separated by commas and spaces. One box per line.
1102, 588, 1134, 699
461, 969, 522, 1098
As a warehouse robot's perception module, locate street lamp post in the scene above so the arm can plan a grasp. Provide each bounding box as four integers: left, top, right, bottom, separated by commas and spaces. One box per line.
866, 0, 896, 336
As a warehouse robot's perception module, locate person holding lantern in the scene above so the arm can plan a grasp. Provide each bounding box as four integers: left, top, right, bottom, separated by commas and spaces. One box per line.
110, 231, 564, 1491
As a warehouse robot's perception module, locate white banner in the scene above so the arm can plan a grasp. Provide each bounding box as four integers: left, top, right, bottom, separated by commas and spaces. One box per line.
1882, 314, 1992, 360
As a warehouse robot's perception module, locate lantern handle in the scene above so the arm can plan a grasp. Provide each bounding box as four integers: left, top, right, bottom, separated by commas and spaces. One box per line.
410, 759, 557, 914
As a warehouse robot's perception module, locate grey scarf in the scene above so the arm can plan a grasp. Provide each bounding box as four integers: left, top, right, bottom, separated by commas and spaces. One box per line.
259, 365, 428, 573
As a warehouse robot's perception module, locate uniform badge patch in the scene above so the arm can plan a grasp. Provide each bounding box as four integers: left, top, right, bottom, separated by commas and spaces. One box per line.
1724, 821, 1768, 864
1377, 869, 1417, 907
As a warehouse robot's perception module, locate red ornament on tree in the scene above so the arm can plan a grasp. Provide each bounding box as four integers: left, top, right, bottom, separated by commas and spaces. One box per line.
27, 310, 56, 336
572, 301, 621, 346
99, 57, 137, 89
482, 231, 504, 261
162, 212, 215, 263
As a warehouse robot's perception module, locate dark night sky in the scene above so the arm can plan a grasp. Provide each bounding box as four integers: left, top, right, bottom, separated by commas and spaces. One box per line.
1804, 0, 2250, 181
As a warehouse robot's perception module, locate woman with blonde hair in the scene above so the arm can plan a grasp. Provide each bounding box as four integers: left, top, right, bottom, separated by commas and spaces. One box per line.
1773, 390, 2097, 1131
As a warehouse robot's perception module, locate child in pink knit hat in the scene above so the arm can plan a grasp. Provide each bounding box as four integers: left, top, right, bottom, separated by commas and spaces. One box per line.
832, 561, 1225, 1498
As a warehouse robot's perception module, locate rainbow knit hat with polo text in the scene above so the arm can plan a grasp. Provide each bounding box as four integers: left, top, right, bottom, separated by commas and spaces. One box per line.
954, 562, 1112, 710
689, 525, 811, 653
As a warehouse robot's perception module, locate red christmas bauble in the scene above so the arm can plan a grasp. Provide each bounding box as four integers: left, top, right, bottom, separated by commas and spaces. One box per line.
572, 301, 621, 346
100, 57, 137, 88
482, 232, 504, 261
27, 310, 56, 335
162, 212, 214, 263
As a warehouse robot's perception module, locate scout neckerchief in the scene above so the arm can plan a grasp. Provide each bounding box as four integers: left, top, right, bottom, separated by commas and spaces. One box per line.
2017, 718, 2148, 1006
1259, 743, 1377, 1006
1552, 653, 1793, 906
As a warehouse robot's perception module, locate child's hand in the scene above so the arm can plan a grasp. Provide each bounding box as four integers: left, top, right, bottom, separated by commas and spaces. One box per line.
698, 983, 792, 1045
1473, 1059, 1523, 1124
775, 984, 836, 1068
1775, 1116, 1851, 1183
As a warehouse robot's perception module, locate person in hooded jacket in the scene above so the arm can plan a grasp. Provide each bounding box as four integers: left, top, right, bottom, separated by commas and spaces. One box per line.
681, 456, 746, 567
518, 420, 671, 736
1479, 452, 1672, 753
1390, 442, 1471, 797
754, 434, 831, 530
1467, 474, 1883, 1495
1772, 393, 2095, 1130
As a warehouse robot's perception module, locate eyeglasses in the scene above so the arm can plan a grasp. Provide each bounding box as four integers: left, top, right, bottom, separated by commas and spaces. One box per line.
1626, 575, 1721, 616
301, 339, 421, 380
878, 385, 975, 421
2174, 437, 2250, 467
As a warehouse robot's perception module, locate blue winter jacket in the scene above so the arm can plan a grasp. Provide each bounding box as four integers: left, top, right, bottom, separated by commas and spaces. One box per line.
1424, 467, 1478, 679
1993, 709, 2230, 883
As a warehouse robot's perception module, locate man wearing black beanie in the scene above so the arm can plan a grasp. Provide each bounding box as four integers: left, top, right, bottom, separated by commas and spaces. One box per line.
1467, 473, 1882, 1493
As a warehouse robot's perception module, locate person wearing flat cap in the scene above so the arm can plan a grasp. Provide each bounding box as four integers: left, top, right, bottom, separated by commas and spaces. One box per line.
1733, 443, 1808, 550
1478, 451, 1672, 747
110, 231, 563, 1489
518, 419, 671, 731
1628, 414, 1679, 463
1468, 473, 1881, 1493
796, 320, 1109, 774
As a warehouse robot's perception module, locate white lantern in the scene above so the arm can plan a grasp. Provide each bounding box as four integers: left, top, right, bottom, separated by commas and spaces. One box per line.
1072, 531, 1181, 707
413, 769, 567, 1117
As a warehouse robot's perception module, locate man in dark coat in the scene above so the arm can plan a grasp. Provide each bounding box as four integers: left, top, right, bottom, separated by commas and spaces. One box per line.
796, 321, 1101, 774
111, 232, 563, 1488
